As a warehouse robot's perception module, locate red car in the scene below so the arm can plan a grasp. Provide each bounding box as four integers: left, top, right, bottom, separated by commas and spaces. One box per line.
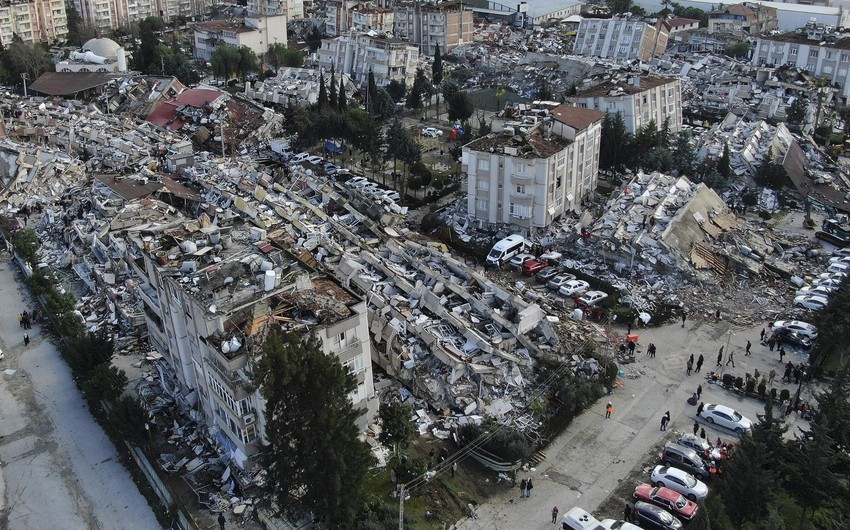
634, 483, 699, 520
521, 259, 549, 276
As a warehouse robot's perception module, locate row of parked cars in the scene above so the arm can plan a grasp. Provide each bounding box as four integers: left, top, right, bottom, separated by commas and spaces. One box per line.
507, 252, 609, 308
793, 248, 850, 311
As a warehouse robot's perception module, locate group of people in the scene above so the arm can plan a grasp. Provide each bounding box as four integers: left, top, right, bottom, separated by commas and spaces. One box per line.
18, 309, 37, 329
519, 478, 534, 498
685, 353, 704, 375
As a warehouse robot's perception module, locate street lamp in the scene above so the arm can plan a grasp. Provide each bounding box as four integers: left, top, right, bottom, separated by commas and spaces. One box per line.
21, 73, 29, 98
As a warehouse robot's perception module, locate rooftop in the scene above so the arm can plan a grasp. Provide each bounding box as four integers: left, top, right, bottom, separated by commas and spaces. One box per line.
194, 19, 255, 34
667, 17, 700, 27
29, 72, 124, 96
551, 105, 605, 130
709, 4, 757, 17
465, 128, 571, 159
758, 31, 850, 50
574, 74, 677, 98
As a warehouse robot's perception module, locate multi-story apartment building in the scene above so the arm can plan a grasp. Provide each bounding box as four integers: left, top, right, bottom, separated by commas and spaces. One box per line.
247, 0, 303, 20
315, 30, 419, 87
194, 15, 288, 61
751, 23, 850, 101
393, 0, 472, 56
0, 0, 67, 45
568, 75, 683, 134
573, 14, 670, 62
708, 3, 778, 34
463, 106, 605, 229
125, 223, 377, 463
72, 0, 209, 32
325, 0, 357, 36
351, 4, 393, 33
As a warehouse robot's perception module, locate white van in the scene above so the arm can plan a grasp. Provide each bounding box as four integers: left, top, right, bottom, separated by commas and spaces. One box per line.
561, 507, 605, 530
486, 234, 528, 267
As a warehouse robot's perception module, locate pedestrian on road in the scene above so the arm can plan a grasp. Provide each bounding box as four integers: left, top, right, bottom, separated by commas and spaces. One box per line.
552, 506, 559, 524
695, 354, 704, 373
768, 337, 776, 351
660, 414, 669, 431
726, 351, 735, 367
769, 369, 776, 385
682, 312, 687, 328
628, 341, 636, 355
520, 478, 527, 498
693, 421, 699, 435
688, 353, 694, 365
627, 321, 632, 335
697, 384, 703, 400
700, 427, 707, 440
18, 312, 23, 328
686, 358, 693, 375
624, 503, 634, 523
697, 401, 705, 417
779, 347, 785, 362
715, 309, 722, 321
451, 462, 457, 477
794, 367, 802, 384
760, 328, 766, 341
526, 478, 533, 497
746, 340, 752, 356
716, 350, 723, 367
218, 513, 226, 530
605, 402, 613, 419
23, 333, 29, 347
783, 362, 793, 382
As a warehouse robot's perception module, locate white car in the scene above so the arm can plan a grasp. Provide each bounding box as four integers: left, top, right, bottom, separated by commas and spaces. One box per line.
305, 155, 324, 165
795, 285, 833, 298
600, 520, 642, 530
828, 256, 850, 265
421, 127, 443, 137
290, 151, 310, 162
827, 263, 850, 274
819, 271, 848, 281
508, 253, 535, 268
559, 279, 590, 297
345, 176, 369, 188
772, 320, 818, 340
701, 403, 752, 434
794, 295, 829, 311
578, 290, 608, 306
547, 273, 577, 291
650, 466, 708, 501
813, 277, 842, 290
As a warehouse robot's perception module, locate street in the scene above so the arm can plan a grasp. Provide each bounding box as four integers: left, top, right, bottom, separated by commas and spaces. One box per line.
0, 260, 160, 529
455, 315, 815, 529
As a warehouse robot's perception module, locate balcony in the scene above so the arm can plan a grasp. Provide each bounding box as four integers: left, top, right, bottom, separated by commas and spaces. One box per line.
511, 172, 533, 182
510, 191, 534, 201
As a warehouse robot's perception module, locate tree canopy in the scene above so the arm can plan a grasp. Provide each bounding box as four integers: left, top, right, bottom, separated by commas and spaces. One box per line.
267, 43, 303, 69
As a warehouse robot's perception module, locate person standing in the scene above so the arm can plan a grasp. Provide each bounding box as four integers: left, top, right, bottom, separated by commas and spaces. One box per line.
686, 358, 693, 375
552, 506, 559, 524
697, 384, 703, 400
779, 347, 785, 362
660, 414, 668, 431
695, 354, 704, 373
218, 513, 226, 530
715, 309, 721, 321
526, 478, 533, 497
627, 321, 632, 335
624, 503, 634, 523
520, 478, 527, 498
682, 312, 687, 328
768, 337, 776, 351
783, 362, 793, 382
716, 350, 723, 367
605, 402, 613, 419
700, 427, 707, 440
23, 333, 29, 347
697, 401, 705, 417
693, 421, 699, 435
769, 369, 776, 385
745, 340, 752, 356
726, 351, 735, 367
760, 328, 766, 342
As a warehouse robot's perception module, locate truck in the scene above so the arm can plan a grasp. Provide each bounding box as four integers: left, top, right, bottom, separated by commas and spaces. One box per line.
818, 218, 850, 246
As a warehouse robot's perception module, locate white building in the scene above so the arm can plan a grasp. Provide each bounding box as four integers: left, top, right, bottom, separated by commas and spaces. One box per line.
752, 26, 850, 101
573, 14, 670, 62
247, 0, 303, 20
56, 38, 130, 73
325, 0, 358, 36
0, 0, 67, 45
244, 66, 357, 105
462, 106, 605, 229
568, 75, 683, 134
315, 30, 419, 87
393, 0, 473, 56
71, 0, 209, 32
193, 15, 288, 61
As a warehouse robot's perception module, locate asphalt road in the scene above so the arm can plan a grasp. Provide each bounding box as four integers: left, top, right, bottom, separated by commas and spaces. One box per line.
0, 258, 160, 529
455, 315, 815, 529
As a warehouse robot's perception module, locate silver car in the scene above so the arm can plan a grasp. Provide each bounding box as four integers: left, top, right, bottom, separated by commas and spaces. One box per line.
772, 320, 818, 340
702, 404, 752, 434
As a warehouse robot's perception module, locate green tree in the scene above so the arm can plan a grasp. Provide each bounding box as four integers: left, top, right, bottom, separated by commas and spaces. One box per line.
787, 96, 808, 125
1, 41, 53, 89
329, 66, 338, 109
384, 116, 406, 177
407, 68, 429, 110
82, 362, 127, 407
367, 70, 379, 116
306, 26, 323, 53
109, 395, 148, 444
755, 149, 787, 189
338, 77, 348, 112
267, 43, 303, 69
386, 79, 406, 102
317, 73, 329, 110
378, 399, 413, 455
672, 131, 696, 175
447, 90, 474, 123
237, 46, 259, 83
600, 112, 631, 171
725, 41, 750, 59
432, 44, 443, 119
64, 6, 84, 46
134, 16, 162, 72
254, 332, 373, 527
63, 331, 114, 378
537, 76, 553, 101
12, 228, 39, 265
210, 46, 241, 80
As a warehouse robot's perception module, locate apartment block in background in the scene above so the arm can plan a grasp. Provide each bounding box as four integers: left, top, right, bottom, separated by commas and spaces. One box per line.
573, 14, 670, 62
708, 3, 777, 34
315, 30, 418, 87
194, 15, 288, 61
0, 0, 67, 45
393, 0, 473, 56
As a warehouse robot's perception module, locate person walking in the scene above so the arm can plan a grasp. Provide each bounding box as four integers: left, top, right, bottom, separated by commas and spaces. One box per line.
682, 312, 687, 328
697, 384, 703, 400
695, 354, 704, 373
627, 321, 632, 335
624, 504, 634, 523
23, 333, 29, 347
726, 351, 735, 367
686, 358, 693, 375
768, 337, 776, 351
779, 347, 785, 362
697, 401, 705, 417
660, 414, 669, 431
605, 402, 613, 419
451, 462, 457, 477
745, 340, 752, 356
769, 369, 776, 385
783, 362, 793, 382
700, 427, 707, 440
716, 349, 723, 367
520, 478, 527, 498
627, 341, 636, 355
218, 513, 226, 530
552, 506, 559, 524
760, 328, 766, 342
693, 421, 699, 435
526, 478, 533, 497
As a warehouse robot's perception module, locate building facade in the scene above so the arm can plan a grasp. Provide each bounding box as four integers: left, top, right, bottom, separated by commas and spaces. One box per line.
393, 0, 473, 56
247, 0, 303, 20
666, 17, 700, 35
462, 106, 604, 229
708, 3, 778, 34
71, 0, 208, 32
193, 15, 288, 61
568, 75, 682, 134
315, 30, 419, 87
573, 14, 670, 62
324, 0, 358, 36
0, 0, 67, 45
751, 27, 850, 100
351, 5, 393, 33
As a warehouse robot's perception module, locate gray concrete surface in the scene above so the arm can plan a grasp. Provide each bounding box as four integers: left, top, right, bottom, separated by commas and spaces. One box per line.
455, 315, 815, 529
0, 259, 161, 529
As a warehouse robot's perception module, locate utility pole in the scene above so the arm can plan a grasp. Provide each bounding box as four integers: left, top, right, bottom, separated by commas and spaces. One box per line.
220, 120, 226, 159
397, 483, 405, 530
21, 73, 29, 98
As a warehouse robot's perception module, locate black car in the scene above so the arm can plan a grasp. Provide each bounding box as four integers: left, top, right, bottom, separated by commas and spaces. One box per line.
633, 501, 683, 530
773, 327, 813, 350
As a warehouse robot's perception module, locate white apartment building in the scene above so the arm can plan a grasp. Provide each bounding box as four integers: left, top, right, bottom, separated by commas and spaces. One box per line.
72, 0, 209, 32
393, 0, 473, 56
351, 5, 393, 33
126, 228, 377, 465
325, 0, 358, 36
751, 29, 850, 101
315, 30, 419, 87
0, 0, 67, 45
573, 14, 670, 62
463, 106, 605, 229
247, 0, 303, 20
194, 15, 288, 61
569, 75, 683, 134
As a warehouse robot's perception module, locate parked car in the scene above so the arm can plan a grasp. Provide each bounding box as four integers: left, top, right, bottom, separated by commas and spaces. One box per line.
634, 484, 698, 520
324, 163, 340, 174
508, 253, 536, 268
771, 320, 818, 340
795, 285, 833, 298
345, 176, 369, 188
632, 501, 683, 530
599, 520, 642, 530
701, 404, 752, 434
377, 190, 401, 202
421, 127, 443, 137
559, 279, 590, 297
772, 327, 813, 350
650, 466, 708, 501
832, 247, 850, 258
536, 267, 560, 283
813, 277, 842, 291
661, 443, 710, 479
827, 263, 850, 275
676, 433, 717, 458
794, 294, 829, 311
577, 290, 608, 307
539, 250, 563, 264
547, 273, 577, 291
828, 256, 850, 265
290, 151, 310, 162
522, 260, 549, 276
305, 155, 324, 165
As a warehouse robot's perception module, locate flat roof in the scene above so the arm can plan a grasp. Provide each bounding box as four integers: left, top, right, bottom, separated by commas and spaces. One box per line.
29, 72, 123, 96
574, 75, 676, 98
466, 129, 571, 158
683, 0, 839, 16
758, 31, 850, 50
551, 105, 605, 130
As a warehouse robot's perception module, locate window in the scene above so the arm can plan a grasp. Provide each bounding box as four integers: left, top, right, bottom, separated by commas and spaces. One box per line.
342, 355, 365, 375
842, 53, 850, 62
509, 203, 532, 219
477, 159, 490, 170
824, 65, 833, 74
827, 51, 833, 60
790, 47, 797, 56
515, 184, 525, 194
477, 179, 489, 191
476, 198, 489, 211
809, 49, 819, 58
516, 162, 526, 174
